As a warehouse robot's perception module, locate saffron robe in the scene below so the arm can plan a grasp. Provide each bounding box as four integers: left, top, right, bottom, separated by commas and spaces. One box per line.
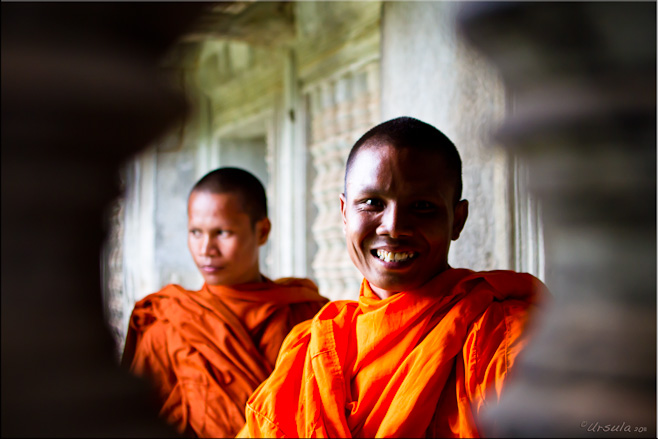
239, 269, 549, 438
121, 277, 329, 438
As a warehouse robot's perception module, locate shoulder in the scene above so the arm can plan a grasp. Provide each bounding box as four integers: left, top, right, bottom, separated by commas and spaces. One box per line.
273, 277, 319, 293
467, 297, 535, 353
469, 269, 547, 287
274, 276, 317, 287
457, 269, 550, 306
460, 273, 547, 410
129, 284, 193, 328
122, 285, 192, 366
458, 270, 550, 371
461, 272, 548, 391
135, 284, 193, 309
460, 270, 548, 349
133, 284, 191, 307
272, 277, 330, 304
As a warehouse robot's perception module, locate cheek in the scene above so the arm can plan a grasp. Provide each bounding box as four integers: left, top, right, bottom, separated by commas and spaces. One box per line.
424, 225, 453, 252
187, 237, 198, 257
346, 213, 372, 242
345, 217, 376, 265
219, 238, 238, 257
224, 235, 255, 259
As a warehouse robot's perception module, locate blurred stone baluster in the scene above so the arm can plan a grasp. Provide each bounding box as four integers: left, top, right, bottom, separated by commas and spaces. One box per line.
458, 2, 656, 437
1, 3, 208, 437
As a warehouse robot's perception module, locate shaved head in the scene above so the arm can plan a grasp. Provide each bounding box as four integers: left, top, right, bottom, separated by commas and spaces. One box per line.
344, 116, 463, 204
190, 167, 267, 225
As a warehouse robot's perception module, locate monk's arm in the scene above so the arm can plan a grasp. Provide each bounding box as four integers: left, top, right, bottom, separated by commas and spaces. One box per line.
462, 300, 534, 416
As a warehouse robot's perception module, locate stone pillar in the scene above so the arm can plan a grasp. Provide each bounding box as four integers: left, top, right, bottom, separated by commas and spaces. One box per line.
1, 3, 207, 436
459, 2, 656, 437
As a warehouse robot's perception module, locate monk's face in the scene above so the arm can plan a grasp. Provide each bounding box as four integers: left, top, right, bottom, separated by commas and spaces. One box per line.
340, 143, 468, 298
187, 190, 270, 286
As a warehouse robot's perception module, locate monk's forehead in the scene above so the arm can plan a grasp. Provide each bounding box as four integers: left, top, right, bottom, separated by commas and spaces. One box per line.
188, 188, 247, 212
347, 142, 452, 188
191, 187, 239, 199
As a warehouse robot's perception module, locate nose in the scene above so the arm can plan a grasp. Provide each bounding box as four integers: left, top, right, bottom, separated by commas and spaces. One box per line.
376, 204, 413, 238
200, 235, 219, 256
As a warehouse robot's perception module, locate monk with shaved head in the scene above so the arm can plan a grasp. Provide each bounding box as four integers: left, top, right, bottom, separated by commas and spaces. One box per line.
239, 117, 550, 438
122, 167, 328, 438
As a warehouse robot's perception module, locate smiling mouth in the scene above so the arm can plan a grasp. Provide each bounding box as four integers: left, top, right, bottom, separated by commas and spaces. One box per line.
372, 249, 418, 263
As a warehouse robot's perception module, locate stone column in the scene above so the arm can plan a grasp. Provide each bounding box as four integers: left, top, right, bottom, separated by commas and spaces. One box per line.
458, 2, 656, 437
1, 3, 207, 436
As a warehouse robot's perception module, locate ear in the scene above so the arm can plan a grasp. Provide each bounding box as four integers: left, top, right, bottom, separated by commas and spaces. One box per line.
256, 217, 271, 246
451, 199, 469, 241
339, 193, 347, 234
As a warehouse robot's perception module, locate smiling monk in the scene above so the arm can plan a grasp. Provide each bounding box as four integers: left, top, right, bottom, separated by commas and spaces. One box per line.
239, 117, 550, 438
121, 168, 328, 438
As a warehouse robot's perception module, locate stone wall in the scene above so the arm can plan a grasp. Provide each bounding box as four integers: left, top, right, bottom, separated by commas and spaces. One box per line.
297, 1, 382, 300
380, 1, 515, 273
305, 60, 381, 300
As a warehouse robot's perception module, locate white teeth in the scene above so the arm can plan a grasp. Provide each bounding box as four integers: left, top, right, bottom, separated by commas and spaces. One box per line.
376, 249, 416, 262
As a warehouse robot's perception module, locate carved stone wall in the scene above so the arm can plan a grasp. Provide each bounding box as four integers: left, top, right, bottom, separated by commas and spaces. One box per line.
305, 61, 381, 300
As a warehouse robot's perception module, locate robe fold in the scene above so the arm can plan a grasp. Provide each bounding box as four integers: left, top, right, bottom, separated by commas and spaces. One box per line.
239, 268, 549, 438
122, 277, 329, 438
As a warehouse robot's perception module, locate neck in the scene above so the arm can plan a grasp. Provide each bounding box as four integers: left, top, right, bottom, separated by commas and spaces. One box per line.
368, 265, 454, 299
370, 284, 397, 300
207, 272, 264, 288
241, 272, 265, 284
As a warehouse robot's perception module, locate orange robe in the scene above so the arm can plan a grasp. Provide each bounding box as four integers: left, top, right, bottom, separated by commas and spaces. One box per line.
239, 269, 549, 438
121, 277, 329, 438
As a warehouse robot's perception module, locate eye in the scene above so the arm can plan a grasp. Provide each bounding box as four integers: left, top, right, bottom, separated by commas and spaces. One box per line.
216, 229, 233, 237
189, 229, 201, 237
360, 198, 383, 210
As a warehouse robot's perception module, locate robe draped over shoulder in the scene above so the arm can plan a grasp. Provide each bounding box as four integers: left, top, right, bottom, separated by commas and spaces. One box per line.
122, 277, 329, 438
239, 269, 549, 438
